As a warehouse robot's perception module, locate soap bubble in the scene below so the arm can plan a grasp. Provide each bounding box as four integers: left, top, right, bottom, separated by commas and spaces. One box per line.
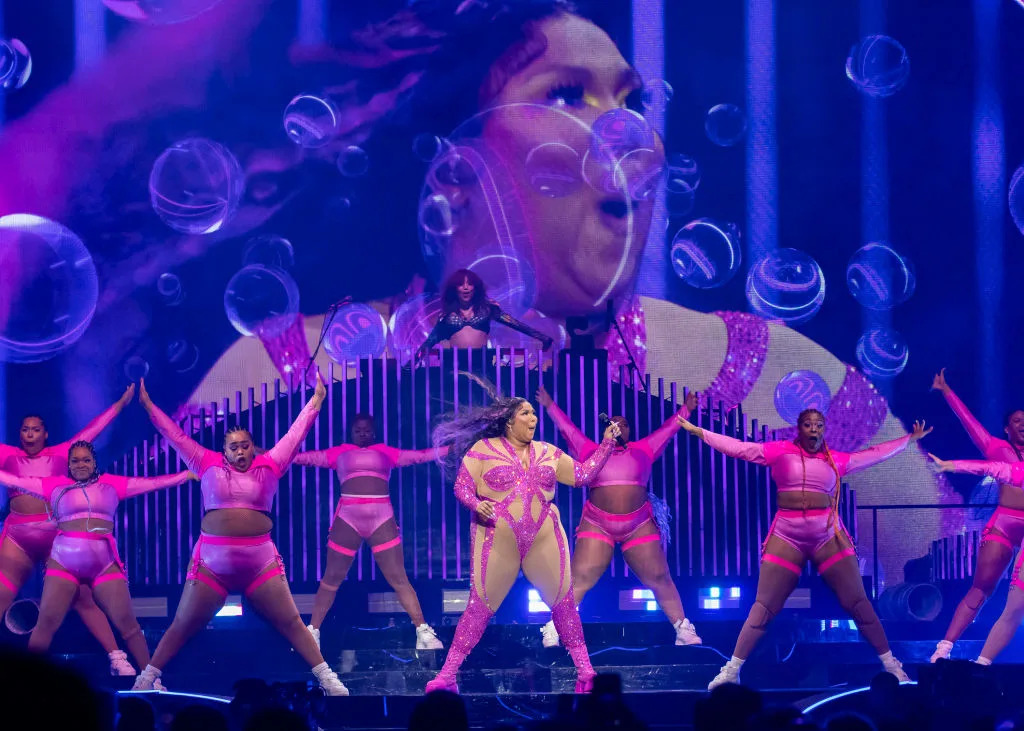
223, 265, 300, 338
746, 248, 826, 325
856, 327, 909, 378
846, 35, 910, 98
149, 138, 245, 235
774, 370, 832, 424
323, 303, 388, 363
670, 219, 742, 289
846, 242, 915, 310
283, 94, 339, 149
705, 104, 747, 146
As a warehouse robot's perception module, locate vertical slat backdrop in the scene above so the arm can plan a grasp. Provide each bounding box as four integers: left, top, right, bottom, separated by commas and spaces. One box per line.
112, 350, 792, 590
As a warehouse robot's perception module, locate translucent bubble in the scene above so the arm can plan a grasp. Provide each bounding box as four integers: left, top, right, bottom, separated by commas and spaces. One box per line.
746, 248, 826, 325
432, 149, 477, 187
846, 242, 916, 311
591, 108, 656, 160
0, 214, 99, 363
1010, 165, 1024, 236
670, 219, 742, 289
846, 35, 910, 98
102, 0, 224, 24
323, 303, 388, 363
283, 94, 339, 149
156, 272, 184, 305
166, 339, 199, 373
705, 104, 747, 147
387, 294, 443, 364
412, 134, 445, 163
856, 327, 909, 378
667, 153, 701, 189
641, 79, 674, 114
0, 38, 32, 91
525, 142, 582, 198
242, 235, 294, 271
618, 147, 665, 201
337, 145, 369, 177
149, 138, 245, 235
418, 194, 455, 237
665, 177, 696, 218
773, 370, 832, 425
124, 356, 150, 382
464, 243, 536, 318
223, 264, 300, 338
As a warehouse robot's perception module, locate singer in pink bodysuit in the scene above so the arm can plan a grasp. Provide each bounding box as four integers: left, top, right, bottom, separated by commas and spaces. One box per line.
293, 413, 446, 650
424, 396, 620, 694
679, 409, 927, 690
931, 455, 1024, 665
0, 385, 137, 675
0, 440, 191, 675
131, 376, 349, 696
929, 369, 1024, 662
534, 386, 701, 648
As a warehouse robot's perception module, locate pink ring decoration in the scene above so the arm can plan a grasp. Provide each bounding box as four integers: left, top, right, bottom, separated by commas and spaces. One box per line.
698, 311, 770, 412
607, 296, 648, 375
257, 313, 316, 389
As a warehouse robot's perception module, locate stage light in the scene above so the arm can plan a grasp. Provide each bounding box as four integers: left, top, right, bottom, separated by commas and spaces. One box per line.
699, 586, 740, 610
215, 596, 242, 617
632, 589, 654, 600
729, 587, 741, 599
709, 586, 721, 598
442, 590, 470, 614
646, 600, 658, 611
528, 589, 550, 614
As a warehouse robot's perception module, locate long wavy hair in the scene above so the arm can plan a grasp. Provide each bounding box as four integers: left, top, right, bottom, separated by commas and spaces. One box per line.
432, 373, 527, 479
441, 268, 488, 315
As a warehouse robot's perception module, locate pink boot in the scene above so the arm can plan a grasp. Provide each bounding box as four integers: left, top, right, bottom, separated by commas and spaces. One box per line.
424, 588, 493, 694
550, 589, 596, 693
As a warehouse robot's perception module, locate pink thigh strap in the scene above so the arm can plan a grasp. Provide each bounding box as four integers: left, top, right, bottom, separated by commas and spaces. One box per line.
371, 536, 402, 554
0, 570, 17, 593
327, 540, 357, 557
245, 565, 285, 597
576, 530, 614, 546
762, 553, 802, 576
622, 533, 660, 552
93, 571, 127, 587
817, 548, 856, 574
45, 568, 80, 585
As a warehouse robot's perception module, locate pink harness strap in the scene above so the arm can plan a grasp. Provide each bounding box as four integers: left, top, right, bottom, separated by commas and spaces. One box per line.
622, 533, 660, 552
0, 569, 17, 592
762, 553, 802, 576
371, 536, 402, 553
327, 540, 357, 557
817, 548, 856, 574
576, 530, 614, 546
45, 568, 80, 585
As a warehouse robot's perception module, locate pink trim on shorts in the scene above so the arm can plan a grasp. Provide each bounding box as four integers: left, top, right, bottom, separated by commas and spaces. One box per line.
622, 534, 661, 552
327, 540, 357, 557
191, 571, 229, 599
762, 553, 802, 576
817, 548, 856, 574
981, 506, 1024, 549
371, 536, 402, 553
3, 511, 50, 525
195, 534, 272, 547
45, 568, 80, 585
576, 530, 614, 546
93, 571, 127, 586
244, 566, 285, 596
577, 500, 656, 545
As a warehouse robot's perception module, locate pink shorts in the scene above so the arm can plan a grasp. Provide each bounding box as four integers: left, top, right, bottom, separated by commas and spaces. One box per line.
576, 500, 660, 552
762, 508, 856, 576
1, 511, 57, 563
46, 531, 127, 587
328, 495, 401, 556
186, 532, 285, 599
981, 505, 1024, 550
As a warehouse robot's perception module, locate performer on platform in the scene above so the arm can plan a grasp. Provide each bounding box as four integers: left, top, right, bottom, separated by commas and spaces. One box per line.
293, 413, 446, 650
424, 392, 620, 693
929, 369, 1024, 662
415, 269, 554, 360
0, 441, 193, 676
132, 375, 350, 695
534, 386, 701, 647
0, 386, 138, 675
930, 455, 1024, 665
678, 409, 928, 689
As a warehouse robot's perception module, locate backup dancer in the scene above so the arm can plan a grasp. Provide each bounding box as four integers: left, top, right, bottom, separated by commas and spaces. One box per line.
535, 386, 701, 647
678, 409, 927, 689
0, 441, 192, 677
929, 369, 1024, 662
132, 376, 349, 695
294, 413, 445, 650
424, 394, 620, 693
930, 454, 1024, 665
0, 386, 137, 675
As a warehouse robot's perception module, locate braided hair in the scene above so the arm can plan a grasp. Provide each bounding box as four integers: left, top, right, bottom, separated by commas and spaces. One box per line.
794, 409, 843, 529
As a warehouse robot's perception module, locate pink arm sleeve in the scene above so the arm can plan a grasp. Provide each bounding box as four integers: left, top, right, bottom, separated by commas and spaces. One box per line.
395, 445, 447, 467
265, 398, 322, 471
701, 431, 769, 464
293, 446, 345, 469
641, 405, 692, 459
0, 469, 45, 496
454, 463, 481, 511
68, 398, 125, 444
544, 402, 598, 459
836, 435, 911, 476
564, 437, 615, 487
944, 388, 997, 456
117, 471, 192, 499
147, 403, 212, 473
949, 460, 1024, 486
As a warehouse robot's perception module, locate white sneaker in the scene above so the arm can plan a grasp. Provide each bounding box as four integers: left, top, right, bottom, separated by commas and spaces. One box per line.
883, 657, 910, 682
708, 659, 742, 690
132, 667, 162, 691
108, 650, 136, 676
673, 618, 702, 646
307, 624, 321, 650
540, 620, 560, 648
153, 677, 167, 691
317, 669, 350, 696
415, 623, 443, 650
930, 640, 953, 663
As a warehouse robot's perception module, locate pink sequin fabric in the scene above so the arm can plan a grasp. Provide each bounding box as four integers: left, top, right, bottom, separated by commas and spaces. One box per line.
258, 313, 317, 389
606, 296, 648, 376
699, 311, 770, 412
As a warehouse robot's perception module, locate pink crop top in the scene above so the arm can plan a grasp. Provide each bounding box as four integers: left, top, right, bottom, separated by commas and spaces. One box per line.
944, 387, 1024, 477
701, 431, 912, 496
294, 443, 445, 483
0, 471, 189, 523
148, 398, 320, 513
950, 460, 1024, 487
545, 402, 691, 488
0, 400, 123, 500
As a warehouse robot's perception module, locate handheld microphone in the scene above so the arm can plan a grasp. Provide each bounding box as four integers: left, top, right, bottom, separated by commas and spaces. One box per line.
598, 412, 627, 447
